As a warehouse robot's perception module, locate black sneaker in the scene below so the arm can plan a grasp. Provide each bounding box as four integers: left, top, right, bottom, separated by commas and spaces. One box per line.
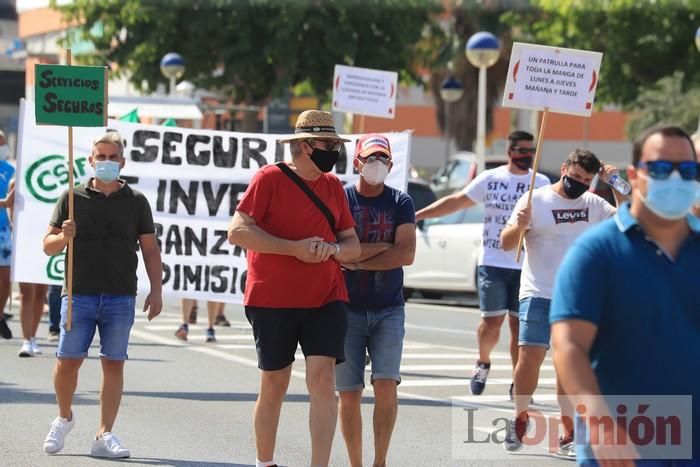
3, 313, 12, 320
205, 328, 216, 343
470, 361, 490, 395
214, 314, 231, 327
503, 416, 528, 452
0, 318, 11, 339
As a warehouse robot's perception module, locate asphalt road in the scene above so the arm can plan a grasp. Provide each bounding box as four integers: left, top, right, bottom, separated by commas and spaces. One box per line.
0, 296, 573, 467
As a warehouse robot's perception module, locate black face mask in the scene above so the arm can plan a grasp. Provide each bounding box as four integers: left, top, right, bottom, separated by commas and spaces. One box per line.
562, 175, 589, 199
511, 156, 533, 170
309, 147, 340, 173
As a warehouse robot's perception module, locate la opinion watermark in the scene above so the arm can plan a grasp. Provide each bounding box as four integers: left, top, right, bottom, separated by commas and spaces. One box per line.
451, 395, 692, 460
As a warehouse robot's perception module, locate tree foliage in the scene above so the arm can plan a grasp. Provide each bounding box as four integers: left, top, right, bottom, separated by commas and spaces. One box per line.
54, 0, 441, 108
625, 71, 700, 137
504, 0, 700, 106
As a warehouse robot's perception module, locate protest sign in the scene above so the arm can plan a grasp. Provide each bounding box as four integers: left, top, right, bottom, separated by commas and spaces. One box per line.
332, 65, 398, 119
501, 42, 603, 260
502, 43, 602, 117
13, 99, 412, 304
34, 64, 108, 127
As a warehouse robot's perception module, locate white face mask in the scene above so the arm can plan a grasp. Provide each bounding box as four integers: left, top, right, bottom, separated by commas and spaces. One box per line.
0, 145, 9, 160
361, 161, 389, 185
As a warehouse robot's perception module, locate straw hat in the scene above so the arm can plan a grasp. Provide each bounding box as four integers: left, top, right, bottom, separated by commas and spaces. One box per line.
278, 110, 350, 143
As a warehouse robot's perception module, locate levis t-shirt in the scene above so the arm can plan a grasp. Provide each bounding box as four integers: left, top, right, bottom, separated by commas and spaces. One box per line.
463, 166, 550, 270
509, 185, 615, 300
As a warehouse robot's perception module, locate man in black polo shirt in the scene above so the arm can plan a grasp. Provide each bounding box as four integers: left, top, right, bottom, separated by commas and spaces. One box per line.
41, 131, 163, 459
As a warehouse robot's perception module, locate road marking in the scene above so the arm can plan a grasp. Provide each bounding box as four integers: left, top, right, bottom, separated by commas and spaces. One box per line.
399, 364, 555, 372
407, 301, 481, 315
398, 378, 557, 388
400, 353, 511, 360
405, 323, 477, 335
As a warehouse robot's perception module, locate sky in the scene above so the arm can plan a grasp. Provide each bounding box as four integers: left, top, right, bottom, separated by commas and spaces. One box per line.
15, 0, 71, 13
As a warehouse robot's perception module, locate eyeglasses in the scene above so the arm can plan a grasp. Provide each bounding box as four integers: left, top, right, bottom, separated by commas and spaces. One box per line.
307, 139, 342, 152
636, 160, 700, 181
510, 146, 536, 155
359, 153, 391, 165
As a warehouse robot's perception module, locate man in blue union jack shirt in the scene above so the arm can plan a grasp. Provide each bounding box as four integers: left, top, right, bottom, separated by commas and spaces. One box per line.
335, 133, 416, 467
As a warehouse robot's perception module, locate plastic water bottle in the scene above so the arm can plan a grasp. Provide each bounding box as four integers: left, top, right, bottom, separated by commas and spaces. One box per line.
607, 174, 631, 195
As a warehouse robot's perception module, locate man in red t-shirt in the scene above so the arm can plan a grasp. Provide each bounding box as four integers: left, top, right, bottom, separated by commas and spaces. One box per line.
228, 110, 360, 467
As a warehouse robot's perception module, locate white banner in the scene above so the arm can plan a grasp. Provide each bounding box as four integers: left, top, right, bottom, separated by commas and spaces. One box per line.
12, 99, 411, 303
332, 65, 398, 119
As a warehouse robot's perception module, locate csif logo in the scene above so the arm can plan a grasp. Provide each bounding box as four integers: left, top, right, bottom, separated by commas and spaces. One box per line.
46, 253, 65, 281
25, 155, 89, 203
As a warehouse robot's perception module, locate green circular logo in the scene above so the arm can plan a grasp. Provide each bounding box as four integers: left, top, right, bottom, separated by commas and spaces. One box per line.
46, 253, 65, 281
25, 154, 89, 203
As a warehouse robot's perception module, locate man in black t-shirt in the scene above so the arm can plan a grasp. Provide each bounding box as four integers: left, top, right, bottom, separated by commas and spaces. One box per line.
41, 131, 163, 459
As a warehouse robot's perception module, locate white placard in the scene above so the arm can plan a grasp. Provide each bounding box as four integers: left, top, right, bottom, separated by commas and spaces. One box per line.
502, 42, 603, 116
332, 64, 398, 119
12, 100, 411, 303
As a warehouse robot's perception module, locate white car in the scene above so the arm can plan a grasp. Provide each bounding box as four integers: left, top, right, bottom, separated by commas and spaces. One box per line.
403, 205, 484, 299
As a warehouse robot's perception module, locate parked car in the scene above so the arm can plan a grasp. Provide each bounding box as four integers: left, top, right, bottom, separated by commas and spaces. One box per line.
403, 204, 484, 299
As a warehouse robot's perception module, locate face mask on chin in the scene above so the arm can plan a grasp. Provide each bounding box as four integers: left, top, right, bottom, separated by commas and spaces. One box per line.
361, 160, 389, 185
308, 145, 340, 173
639, 172, 697, 220
562, 175, 589, 199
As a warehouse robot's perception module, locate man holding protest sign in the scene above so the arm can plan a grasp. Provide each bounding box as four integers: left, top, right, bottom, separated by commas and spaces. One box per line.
335, 134, 415, 467
500, 149, 624, 454
42, 131, 162, 458
416, 130, 550, 397
228, 110, 360, 467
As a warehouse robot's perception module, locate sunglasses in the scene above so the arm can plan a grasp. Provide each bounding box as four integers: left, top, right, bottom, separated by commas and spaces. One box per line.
510, 146, 536, 155
359, 153, 391, 165
636, 160, 700, 181
307, 139, 342, 152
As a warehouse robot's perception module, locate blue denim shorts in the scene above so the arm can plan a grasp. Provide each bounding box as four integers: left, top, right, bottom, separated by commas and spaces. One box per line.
335, 306, 405, 391
477, 265, 521, 318
57, 294, 136, 360
0, 226, 11, 267
518, 296, 552, 349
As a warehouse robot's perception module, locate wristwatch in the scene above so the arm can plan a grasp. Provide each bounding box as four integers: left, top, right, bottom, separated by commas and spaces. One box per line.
331, 242, 341, 256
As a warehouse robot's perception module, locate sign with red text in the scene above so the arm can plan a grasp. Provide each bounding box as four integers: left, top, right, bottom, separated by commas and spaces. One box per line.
332, 65, 398, 119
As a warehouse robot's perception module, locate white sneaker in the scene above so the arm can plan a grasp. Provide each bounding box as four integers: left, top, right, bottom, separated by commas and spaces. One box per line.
18, 340, 33, 357
43, 415, 75, 454
91, 432, 130, 458
31, 338, 42, 354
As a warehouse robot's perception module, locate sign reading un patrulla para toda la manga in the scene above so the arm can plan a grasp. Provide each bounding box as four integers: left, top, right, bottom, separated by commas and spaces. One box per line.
34, 64, 108, 127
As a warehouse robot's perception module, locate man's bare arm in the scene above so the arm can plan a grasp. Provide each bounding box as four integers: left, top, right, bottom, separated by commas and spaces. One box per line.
415, 192, 475, 221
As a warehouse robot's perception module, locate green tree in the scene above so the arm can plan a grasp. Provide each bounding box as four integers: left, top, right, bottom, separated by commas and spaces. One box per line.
54, 0, 440, 130
504, 0, 700, 106
625, 72, 700, 137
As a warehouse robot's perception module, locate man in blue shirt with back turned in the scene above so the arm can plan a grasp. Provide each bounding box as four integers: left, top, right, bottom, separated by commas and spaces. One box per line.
551, 125, 700, 466
335, 134, 416, 467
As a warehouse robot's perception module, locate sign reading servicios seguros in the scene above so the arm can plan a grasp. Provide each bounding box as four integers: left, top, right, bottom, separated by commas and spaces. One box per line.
34, 64, 108, 127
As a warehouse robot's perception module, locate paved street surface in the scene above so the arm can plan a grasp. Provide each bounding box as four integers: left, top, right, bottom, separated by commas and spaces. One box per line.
0, 296, 573, 466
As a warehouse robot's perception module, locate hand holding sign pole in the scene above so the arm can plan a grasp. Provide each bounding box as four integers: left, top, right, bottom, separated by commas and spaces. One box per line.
34, 49, 108, 330
501, 43, 602, 262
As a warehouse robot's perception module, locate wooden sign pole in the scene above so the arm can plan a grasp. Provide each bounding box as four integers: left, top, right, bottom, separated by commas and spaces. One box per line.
515, 108, 549, 263
65, 48, 75, 331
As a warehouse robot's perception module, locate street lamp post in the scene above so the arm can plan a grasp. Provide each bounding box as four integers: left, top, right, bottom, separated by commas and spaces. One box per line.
440, 76, 464, 165
695, 27, 700, 132
160, 53, 185, 96
465, 32, 500, 174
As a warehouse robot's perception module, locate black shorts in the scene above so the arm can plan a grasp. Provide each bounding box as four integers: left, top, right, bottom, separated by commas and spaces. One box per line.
245, 300, 348, 371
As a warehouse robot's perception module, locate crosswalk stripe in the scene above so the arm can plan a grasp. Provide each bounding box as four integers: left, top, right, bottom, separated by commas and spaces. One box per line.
399, 364, 555, 372
399, 377, 557, 388
400, 353, 513, 360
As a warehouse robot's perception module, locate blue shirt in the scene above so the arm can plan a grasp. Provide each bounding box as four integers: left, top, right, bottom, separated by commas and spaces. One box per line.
0, 161, 14, 229
344, 185, 415, 311
551, 203, 700, 463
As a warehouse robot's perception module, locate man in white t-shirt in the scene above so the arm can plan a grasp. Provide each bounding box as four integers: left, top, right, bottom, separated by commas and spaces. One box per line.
416, 131, 550, 396
500, 149, 626, 455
